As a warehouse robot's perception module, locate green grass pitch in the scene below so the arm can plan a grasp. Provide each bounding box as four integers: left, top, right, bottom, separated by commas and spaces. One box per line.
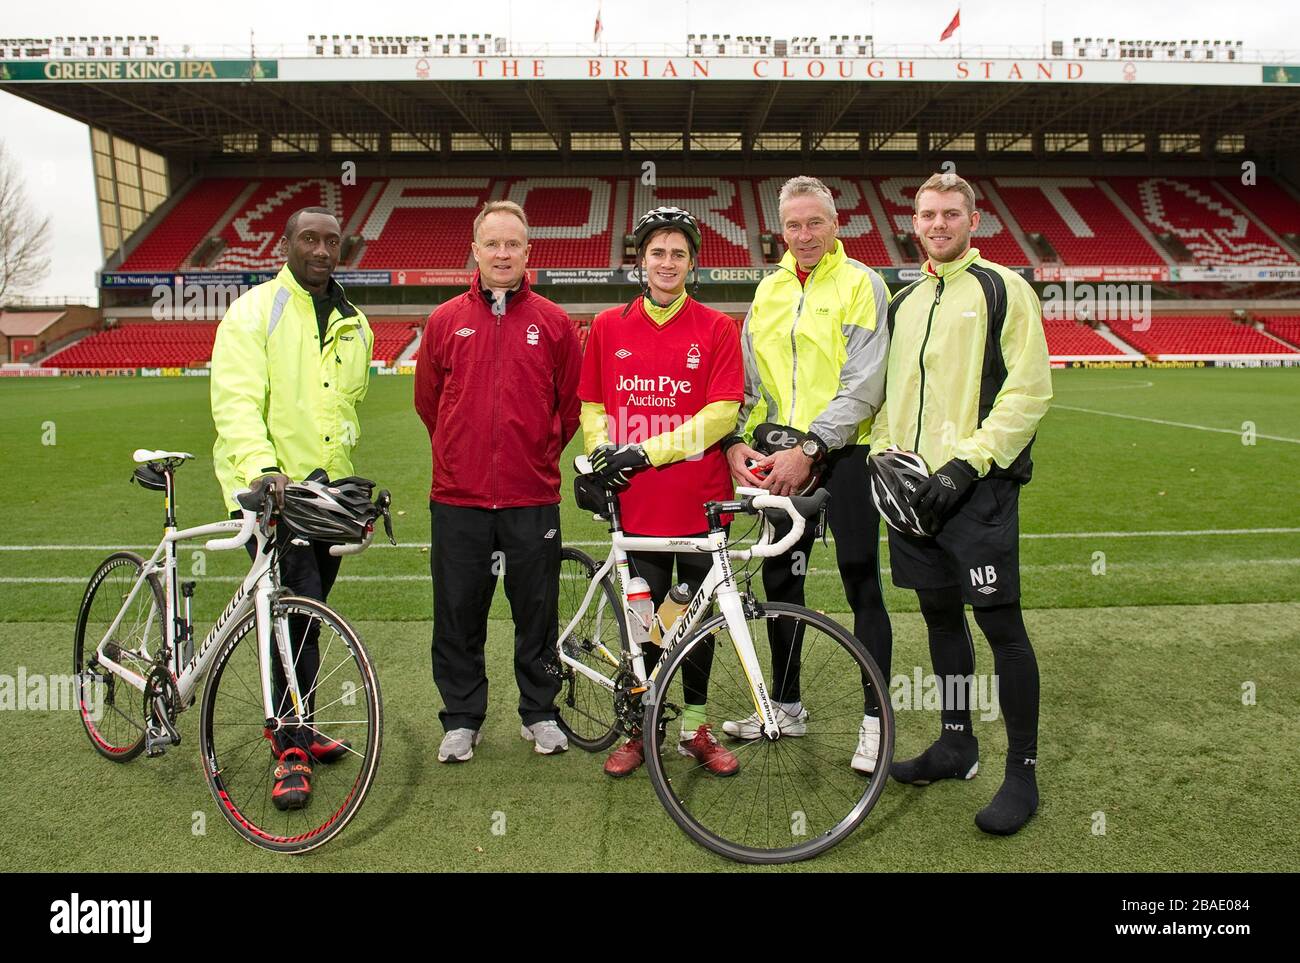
1, 368, 1297, 871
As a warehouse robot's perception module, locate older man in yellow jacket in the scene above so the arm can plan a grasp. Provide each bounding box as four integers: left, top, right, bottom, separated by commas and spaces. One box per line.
209, 205, 373, 810
871, 172, 1052, 836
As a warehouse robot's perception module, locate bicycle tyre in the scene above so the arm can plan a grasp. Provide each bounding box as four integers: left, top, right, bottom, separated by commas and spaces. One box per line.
199, 596, 382, 854
73, 551, 166, 762
644, 601, 894, 864
555, 547, 624, 752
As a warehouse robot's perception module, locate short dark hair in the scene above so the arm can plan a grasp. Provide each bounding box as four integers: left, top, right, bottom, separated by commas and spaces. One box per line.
284, 206, 339, 240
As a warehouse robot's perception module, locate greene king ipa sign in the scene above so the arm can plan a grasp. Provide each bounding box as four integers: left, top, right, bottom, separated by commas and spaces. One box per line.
0, 60, 278, 81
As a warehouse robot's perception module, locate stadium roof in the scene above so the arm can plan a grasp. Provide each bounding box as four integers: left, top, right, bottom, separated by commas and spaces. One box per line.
4, 43, 1300, 161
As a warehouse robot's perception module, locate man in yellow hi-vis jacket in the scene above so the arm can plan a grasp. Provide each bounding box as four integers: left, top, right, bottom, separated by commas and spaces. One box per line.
871, 172, 1052, 836
210, 205, 373, 811
721, 176, 893, 776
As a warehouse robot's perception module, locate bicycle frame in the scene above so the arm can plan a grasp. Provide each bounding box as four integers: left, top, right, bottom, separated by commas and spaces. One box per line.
557, 483, 810, 740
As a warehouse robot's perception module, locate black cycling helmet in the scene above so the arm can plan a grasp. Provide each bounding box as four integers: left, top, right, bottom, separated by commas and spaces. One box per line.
633, 206, 702, 256
869, 448, 931, 538
626, 206, 703, 313
280, 476, 383, 543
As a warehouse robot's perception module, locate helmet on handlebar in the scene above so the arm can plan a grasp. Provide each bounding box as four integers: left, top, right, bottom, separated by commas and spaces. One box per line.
280, 476, 383, 543
869, 448, 931, 538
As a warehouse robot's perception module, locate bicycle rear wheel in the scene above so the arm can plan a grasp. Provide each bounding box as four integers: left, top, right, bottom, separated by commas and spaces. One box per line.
554, 547, 623, 751
73, 552, 165, 762
644, 602, 893, 864
199, 596, 382, 854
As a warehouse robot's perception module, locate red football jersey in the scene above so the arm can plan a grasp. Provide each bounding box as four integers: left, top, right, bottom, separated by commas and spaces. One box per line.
579, 297, 743, 536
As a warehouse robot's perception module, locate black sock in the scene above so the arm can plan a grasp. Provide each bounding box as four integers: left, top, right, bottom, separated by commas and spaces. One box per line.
976, 758, 1039, 835
891, 728, 979, 785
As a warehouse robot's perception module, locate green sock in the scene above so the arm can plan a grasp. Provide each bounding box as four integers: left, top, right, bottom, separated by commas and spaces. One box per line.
680, 704, 707, 735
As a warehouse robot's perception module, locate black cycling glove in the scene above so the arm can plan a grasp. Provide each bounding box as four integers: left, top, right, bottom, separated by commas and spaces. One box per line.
589, 444, 650, 489
911, 457, 978, 533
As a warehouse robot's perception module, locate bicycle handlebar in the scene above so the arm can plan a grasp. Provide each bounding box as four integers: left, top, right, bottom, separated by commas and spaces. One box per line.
205, 506, 256, 551
329, 526, 375, 557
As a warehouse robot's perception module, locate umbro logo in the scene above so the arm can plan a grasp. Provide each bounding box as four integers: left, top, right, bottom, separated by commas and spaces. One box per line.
938, 474, 957, 490
615, 348, 632, 359
544, 529, 557, 539
977, 585, 998, 595
454, 327, 475, 338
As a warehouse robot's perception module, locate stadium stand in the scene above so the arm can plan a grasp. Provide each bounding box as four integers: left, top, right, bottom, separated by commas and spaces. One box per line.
1110, 316, 1300, 356
41, 323, 218, 368
209, 177, 377, 271
357, 178, 493, 268
632, 177, 754, 266
1108, 177, 1298, 266
1259, 316, 1300, 349
110, 174, 1300, 273
994, 177, 1165, 265
119, 178, 247, 270
1041, 319, 1128, 356
1217, 177, 1300, 247
502, 177, 615, 267
369, 320, 420, 364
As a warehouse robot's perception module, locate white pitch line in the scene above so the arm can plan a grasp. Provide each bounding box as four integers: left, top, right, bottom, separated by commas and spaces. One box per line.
1053, 403, 1300, 444
6, 558, 1300, 585
4, 527, 1300, 552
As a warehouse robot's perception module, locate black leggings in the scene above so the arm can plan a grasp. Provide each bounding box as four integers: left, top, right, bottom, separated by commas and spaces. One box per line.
626, 531, 719, 707
243, 524, 341, 749
760, 445, 893, 713
916, 586, 1040, 760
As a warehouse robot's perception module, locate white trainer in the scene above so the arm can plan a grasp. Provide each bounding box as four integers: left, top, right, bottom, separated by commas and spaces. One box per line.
721, 704, 809, 740
851, 715, 881, 774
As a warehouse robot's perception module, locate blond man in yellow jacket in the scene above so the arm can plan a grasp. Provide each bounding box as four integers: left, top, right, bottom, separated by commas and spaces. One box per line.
871, 172, 1051, 836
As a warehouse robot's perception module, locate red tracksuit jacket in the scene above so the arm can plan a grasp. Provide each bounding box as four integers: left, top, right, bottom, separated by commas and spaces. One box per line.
414, 272, 582, 508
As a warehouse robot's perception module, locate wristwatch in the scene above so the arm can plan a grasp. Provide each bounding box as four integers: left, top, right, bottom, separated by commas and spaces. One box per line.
800, 438, 824, 462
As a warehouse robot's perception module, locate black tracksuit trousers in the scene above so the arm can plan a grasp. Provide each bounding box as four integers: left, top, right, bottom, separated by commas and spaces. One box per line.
430, 500, 563, 732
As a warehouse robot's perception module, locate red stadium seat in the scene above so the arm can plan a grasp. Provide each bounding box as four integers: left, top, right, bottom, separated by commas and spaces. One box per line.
1109, 316, 1299, 355
120, 179, 247, 270
995, 178, 1165, 265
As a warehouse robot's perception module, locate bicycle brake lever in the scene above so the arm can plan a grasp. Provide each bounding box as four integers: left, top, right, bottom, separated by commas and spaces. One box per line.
257, 493, 275, 536
377, 490, 396, 544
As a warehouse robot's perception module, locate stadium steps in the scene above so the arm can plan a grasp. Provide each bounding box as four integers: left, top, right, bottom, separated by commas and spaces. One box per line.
861, 179, 904, 266
739, 180, 764, 267
978, 179, 1039, 267
610, 179, 629, 269
1094, 322, 1150, 356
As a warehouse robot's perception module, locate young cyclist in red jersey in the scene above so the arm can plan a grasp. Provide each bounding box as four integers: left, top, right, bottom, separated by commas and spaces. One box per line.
579, 207, 744, 778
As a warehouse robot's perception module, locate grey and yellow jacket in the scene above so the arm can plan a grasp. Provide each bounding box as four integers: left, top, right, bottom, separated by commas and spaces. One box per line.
735, 239, 890, 450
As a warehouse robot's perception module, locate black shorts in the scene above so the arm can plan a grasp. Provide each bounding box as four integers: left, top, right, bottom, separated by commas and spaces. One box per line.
885, 476, 1021, 606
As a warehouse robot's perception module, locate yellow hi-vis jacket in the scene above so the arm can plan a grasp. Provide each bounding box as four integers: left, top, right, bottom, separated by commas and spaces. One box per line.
210, 265, 373, 511
736, 239, 890, 450
869, 248, 1052, 481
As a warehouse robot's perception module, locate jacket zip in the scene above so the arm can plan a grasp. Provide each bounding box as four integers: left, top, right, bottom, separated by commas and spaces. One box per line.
789, 266, 813, 424
914, 276, 944, 452
491, 306, 502, 509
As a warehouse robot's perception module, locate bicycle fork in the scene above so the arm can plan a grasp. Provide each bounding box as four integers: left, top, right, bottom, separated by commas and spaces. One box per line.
714, 576, 783, 742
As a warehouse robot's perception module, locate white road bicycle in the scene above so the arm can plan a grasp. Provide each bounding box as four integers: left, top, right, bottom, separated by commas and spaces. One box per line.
73, 449, 387, 854
555, 457, 894, 863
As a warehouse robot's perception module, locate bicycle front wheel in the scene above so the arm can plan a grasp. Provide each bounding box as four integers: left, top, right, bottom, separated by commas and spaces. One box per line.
644, 602, 893, 864
199, 596, 382, 854
554, 547, 623, 751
